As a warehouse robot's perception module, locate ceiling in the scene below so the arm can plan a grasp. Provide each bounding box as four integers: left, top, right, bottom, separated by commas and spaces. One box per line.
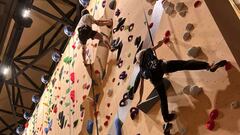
0, 0, 80, 134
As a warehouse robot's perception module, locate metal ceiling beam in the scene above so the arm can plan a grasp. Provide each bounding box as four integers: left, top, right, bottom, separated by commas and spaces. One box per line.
15, 36, 67, 77
5, 81, 40, 93
46, 0, 74, 25
14, 60, 49, 73
0, 123, 16, 134
0, 117, 16, 134
0, 22, 25, 93
32, 5, 74, 26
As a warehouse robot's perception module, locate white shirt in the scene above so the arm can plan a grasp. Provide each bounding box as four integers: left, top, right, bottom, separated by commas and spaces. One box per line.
78, 14, 95, 28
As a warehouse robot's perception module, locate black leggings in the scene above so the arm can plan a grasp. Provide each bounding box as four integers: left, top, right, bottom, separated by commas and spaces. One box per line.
162, 60, 210, 73
154, 60, 210, 122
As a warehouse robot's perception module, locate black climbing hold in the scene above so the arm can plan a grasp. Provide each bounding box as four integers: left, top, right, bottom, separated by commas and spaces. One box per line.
128, 23, 134, 32
130, 107, 139, 120
120, 25, 124, 31
119, 99, 127, 107
134, 36, 141, 47
109, 0, 117, 10
115, 9, 121, 16
123, 92, 129, 100
128, 35, 133, 42
115, 18, 126, 32
73, 120, 79, 128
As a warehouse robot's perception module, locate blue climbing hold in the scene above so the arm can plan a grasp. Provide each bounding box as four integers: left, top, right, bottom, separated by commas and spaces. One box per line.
87, 120, 94, 134
64, 25, 74, 37
44, 127, 49, 134
23, 112, 31, 120
32, 95, 40, 103
16, 125, 24, 135
115, 118, 123, 135
79, 0, 90, 7
52, 51, 61, 62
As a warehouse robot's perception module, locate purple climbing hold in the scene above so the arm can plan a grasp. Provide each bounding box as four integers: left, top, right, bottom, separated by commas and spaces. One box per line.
119, 71, 127, 80
115, 9, 121, 16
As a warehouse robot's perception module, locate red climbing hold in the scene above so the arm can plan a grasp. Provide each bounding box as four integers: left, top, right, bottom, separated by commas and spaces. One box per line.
106, 115, 110, 120
82, 95, 87, 100
95, 70, 100, 74
53, 106, 57, 113
83, 83, 90, 89
25, 122, 29, 128
112, 78, 115, 82
107, 103, 110, 107
148, 22, 153, 29
67, 124, 71, 127
70, 90, 75, 102
70, 72, 75, 83
225, 61, 232, 71
72, 43, 76, 49
165, 30, 171, 37
104, 121, 108, 126
209, 109, 218, 120
163, 37, 170, 44
194, 1, 202, 8
94, 111, 99, 117
206, 120, 215, 130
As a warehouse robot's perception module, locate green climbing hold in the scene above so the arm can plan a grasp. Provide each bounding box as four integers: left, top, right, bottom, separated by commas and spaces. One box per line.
66, 88, 71, 94
63, 56, 72, 64
65, 102, 70, 107
66, 79, 69, 83
127, 65, 130, 70
72, 60, 75, 67
127, 85, 133, 91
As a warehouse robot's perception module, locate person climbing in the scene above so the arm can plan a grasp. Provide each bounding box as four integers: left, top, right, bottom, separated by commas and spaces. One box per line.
77, 9, 113, 64
128, 40, 228, 122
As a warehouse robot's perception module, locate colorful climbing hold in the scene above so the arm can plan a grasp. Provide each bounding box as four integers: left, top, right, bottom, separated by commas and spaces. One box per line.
194, 1, 202, 8
70, 90, 75, 102
206, 120, 215, 130
165, 30, 171, 37
70, 72, 75, 83
148, 22, 153, 29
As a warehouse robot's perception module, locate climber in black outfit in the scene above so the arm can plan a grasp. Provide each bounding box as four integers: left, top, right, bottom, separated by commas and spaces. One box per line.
128, 41, 228, 122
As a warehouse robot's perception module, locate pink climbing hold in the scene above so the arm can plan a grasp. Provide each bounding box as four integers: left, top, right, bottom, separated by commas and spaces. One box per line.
70, 90, 75, 102
225, 61, 232, 71
165, 30, 171, 37
206, 120, 215, 130
70, 72, 75, 83
209, 109, 218, 120
194, 1, 202, 8
148, 22, 153, 29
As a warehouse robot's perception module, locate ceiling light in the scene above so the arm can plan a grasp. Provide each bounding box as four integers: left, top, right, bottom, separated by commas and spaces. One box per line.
22, 9, 30, 18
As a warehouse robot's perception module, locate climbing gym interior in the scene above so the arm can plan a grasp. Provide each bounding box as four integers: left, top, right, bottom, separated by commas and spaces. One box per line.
0, 0, 240, 135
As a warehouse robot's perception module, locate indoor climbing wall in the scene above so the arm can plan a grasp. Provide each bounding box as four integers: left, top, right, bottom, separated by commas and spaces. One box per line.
23, 0, 240, 135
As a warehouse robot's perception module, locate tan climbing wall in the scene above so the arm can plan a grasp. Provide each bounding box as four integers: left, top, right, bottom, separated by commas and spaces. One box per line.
23, 0, 240, 135
122, 0, 240, 135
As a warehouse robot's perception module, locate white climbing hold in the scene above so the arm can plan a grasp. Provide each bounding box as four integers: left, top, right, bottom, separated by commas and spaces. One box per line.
230, 101, 240, 109
190, 85, 202, 96
107, 89, 113, 97
187, 47, 202, 58
183, 85, 202, 96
